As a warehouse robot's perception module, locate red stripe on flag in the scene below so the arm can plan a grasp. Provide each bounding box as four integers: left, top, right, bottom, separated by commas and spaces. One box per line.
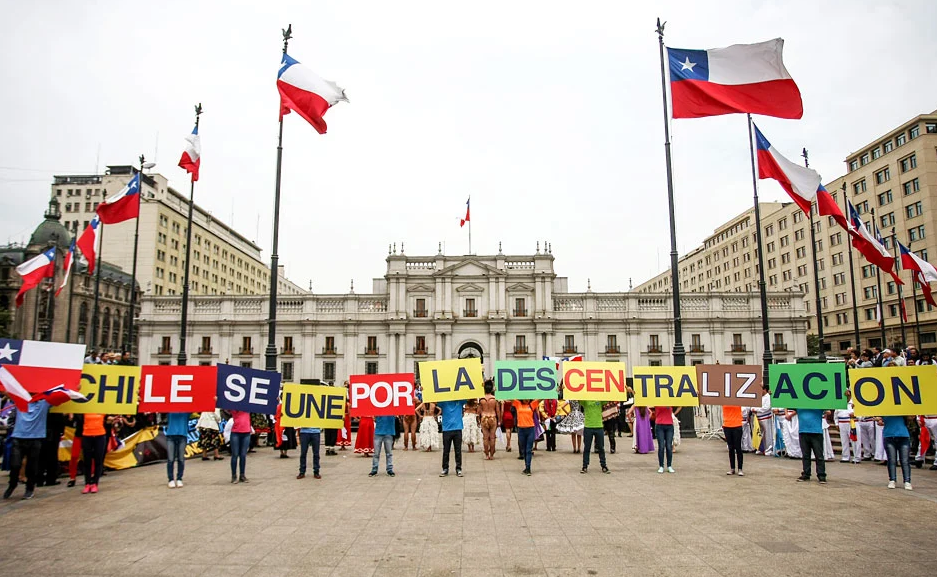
671, 78, 803, 119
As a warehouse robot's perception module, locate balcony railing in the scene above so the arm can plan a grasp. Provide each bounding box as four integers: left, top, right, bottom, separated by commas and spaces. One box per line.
463, 309, 478, 318
364, 347, 379, 355
322, 347, 337, 355
514, 346, 529, 354
605, 346, 620, 354
157, 347, 172, 355
414, 310, 428, 318
690, 345, 704, 353
730, 344, 747, 352
238, 347, 253, 355
513, 309, 528, 317
413, 347, 428, 355
772, 343, 788, 352
197, 346, 212, 355
563, 346, 578, 354
281, 347, 295, 355
647, 344, 663, 354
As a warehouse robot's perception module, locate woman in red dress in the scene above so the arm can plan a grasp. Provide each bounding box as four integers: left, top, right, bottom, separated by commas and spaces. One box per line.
337, 381, 352, 449
354, 416, 374, 456
502, 402, 516, 452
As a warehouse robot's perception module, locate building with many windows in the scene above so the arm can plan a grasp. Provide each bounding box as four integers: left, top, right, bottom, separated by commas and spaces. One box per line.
137, 246, 808, 382
635, 110, 937, 353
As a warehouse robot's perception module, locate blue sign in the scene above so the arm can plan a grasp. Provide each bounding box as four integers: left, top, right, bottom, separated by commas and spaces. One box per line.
215, 364, 281, 414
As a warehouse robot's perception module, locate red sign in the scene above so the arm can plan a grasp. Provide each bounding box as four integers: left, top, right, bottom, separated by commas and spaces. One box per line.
348, 373, 416, 417
138, 365, 218, 412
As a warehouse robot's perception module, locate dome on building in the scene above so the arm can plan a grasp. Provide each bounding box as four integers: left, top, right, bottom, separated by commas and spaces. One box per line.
28, 198, 71, 248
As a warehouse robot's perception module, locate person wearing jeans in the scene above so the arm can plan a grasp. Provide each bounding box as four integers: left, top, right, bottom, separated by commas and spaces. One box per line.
297, 426, 321, 479
229, 410, 252, 483
369, 416, 396, 477
3, 400, 51, 501
722, 405, 744, 476
79, 414, 109, 494
512, 400, 540, 475
654, 406, 680, 474
880, 415, 912, 490
580, 401, 609, 474
165, 413, 189, 488
437, 400, 465, 477
795, 409, 826, 484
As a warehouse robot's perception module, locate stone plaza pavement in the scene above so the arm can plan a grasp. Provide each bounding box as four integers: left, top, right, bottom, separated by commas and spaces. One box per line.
1, 435, 936, 577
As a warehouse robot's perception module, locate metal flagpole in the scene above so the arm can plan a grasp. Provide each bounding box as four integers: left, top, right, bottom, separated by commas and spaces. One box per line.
126, 156, 148, 360
746, 114, 773, 378
871, 208, 887, 347
891, 227, 907, 347
802, 149, 826, 360
65, 250, 76, 343
178, 104, 203, 366
90, 225, 104, 349
266, 24, 292, 374
468, 196, 472, 255
842, 183, 861, 347
656, 19, 690, 438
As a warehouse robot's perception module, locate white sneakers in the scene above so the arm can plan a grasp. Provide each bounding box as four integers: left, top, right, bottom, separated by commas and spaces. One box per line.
889, 481, 914, 490
667, 466, 675, 474
887, 480, 895, 489
168, 480, 184, 489
904, 482, 913, 491
168, 480, 176, 489
657, 467, 664, 474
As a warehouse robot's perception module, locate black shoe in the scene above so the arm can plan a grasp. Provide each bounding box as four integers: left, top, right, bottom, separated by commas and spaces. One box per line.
456, 470, 463, 477
818, 478, 828, 485
523, 469, 531, 476
66, 480, 76, 488
387, 471, 395, 477
796, 475, 809, 482
239, 476, 249, 483
602, 467, 610, 474
231, 476, 238, 484
610, 448, 616, 454
296, 474, 305, 479
279, 453, 290, 459
2, 487, 13, 499
930, 464, 937, 471
440, 470, 449, 477
517, 454, 523, 460
46, 480, 61, 486
22, 490, 34, 500
369, 470, 378, 477
915, 461, 923, 469
580, 468, 587, 474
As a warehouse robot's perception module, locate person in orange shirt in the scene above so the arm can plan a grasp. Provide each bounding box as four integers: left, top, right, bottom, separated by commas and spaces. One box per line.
77, 413, 111, 494
723, 405, 745, 476
512, 400, 540, 476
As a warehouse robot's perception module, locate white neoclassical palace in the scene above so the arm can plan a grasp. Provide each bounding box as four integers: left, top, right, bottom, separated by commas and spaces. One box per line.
137, 247, 810, 382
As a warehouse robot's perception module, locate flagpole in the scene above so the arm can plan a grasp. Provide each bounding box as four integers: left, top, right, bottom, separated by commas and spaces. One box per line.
90, 224, 104, 349
802, 149, 826, 360
746, 113, 773, 377
842, 183, 861, 347
655, 19, 687, 377
42, 235, 59, 341
891, 227, 907, 347
468, 196, 472, 255
65, 253, 75, 343
126, 155, 147, 360
178, 104, 203, 366
265, 24, 292, 375
871, 207, 887, 346
908, 239, 922, 348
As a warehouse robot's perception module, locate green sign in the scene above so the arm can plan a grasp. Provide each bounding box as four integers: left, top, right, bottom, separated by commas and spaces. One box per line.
494, 360, 557, 400
769, 363, 848, 410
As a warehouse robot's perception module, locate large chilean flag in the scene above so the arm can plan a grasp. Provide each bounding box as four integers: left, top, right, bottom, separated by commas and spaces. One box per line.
668, 38, 803, 119
96, 173, 141, 224
178, 125, 201, 182
15, 247, 56, 307
75, 215, 101, 275
0, 338, 85, 398
277, 53, 348, 134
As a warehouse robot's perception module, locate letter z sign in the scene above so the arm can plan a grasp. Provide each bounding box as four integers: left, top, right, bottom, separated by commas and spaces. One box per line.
216, 364, 281, 414
349, 373, 415, 417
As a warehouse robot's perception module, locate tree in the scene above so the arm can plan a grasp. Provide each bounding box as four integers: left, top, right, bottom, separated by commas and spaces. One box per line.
806, 333, 819, 356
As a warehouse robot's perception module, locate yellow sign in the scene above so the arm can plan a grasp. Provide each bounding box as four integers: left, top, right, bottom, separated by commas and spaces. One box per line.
279, 383, 347, 428
52, 364, 140, 414
561, 362, 631, 401
418, 358, 484, 402
851, 366, 937, 417
632, 366, 700, 407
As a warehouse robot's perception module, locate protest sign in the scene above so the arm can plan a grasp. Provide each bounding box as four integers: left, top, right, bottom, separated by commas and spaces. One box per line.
418, 358, 484, 402
216, 364, 280, 414
138, 365, 217, 412
495, 360, 557, 400
632, 366, 699, 407
280, 383, 347, 428
769, 363, 847, 410
349, 373, 415, 417
52, 364, 140, 414
851, 365, 937, 416
696, 364, 762, 407
562, 362, 631, 401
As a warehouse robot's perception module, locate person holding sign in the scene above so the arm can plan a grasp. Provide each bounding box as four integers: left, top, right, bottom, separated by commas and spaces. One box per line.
165, 412, 190, 489
580, 401, 610, 474
722, 406, 744, 476
513, 399, 540, 476
654, 406, 680, 474
229, 409, 251, 484
369, 415, 396, 477
438, 400, 466, 477
878, 415, 912, 490
296, 425, 321, 480
795, 409, 827, 484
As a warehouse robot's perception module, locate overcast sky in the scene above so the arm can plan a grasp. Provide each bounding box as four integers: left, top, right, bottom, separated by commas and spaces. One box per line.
2, 1, 935, 295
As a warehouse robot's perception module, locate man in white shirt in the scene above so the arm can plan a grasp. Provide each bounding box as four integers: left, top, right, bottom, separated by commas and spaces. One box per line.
834, 391, 859, 463
755, 385, 774, 457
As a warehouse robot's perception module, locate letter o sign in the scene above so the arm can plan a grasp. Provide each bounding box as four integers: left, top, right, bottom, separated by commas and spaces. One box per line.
372, 382, 392, 408
854, 377, 885, 407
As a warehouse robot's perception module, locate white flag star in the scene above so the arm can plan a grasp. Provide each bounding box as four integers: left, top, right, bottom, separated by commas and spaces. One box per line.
680, 57, 697, 72
0, 343, 18, 362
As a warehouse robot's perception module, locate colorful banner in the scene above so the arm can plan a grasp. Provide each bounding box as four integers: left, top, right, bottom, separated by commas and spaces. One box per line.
52, 364, 140, 414
280, 383, 347, 428
562, 362, 631, 401
349, 373, 416, 417
632, 366, 699, 407
138, 365, 218, 413
769, 363, 847, 410
851, 365, 937, 416
495, 360, 557, 400
418, 358, 484, 402
696, 364, 762, 407
216, 364, 281, 414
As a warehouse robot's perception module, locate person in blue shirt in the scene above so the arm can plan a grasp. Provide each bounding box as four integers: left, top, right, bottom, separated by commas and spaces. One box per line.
297, 426, 321, 479
437, 400, 466, 477
165, 412, 190, 489
370, 416, 396, 477
3, 400, 51, 500
878, 415, 912, 490
795, 409, 827, 484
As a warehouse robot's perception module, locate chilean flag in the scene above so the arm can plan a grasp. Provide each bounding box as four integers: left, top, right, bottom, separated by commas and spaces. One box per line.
15, 247, 56, 307
0, 368, 86, 412
0, 338, 85, 400
847, 201, 902, 285
668, 38, 803, 119
898, 241, 937, 283
460, 197, 470, 227
915, 270, 937, 308
96, 173, 141, 224
76, 215, 101, 275
178, 125, 201, 182
753, 124, 819, 215
277, 53, 348, 134
56, 240, 76, 297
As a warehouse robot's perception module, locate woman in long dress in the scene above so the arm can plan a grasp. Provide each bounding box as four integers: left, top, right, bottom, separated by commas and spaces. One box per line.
783, 409, 802, 459
501, 401, 516, 452
337, 381, 352, 450
416, 401, 440, 451
557, 399, 584, 453
354, 416, 375, 456
462, 399, 482, 453
627, 406, 655, 454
